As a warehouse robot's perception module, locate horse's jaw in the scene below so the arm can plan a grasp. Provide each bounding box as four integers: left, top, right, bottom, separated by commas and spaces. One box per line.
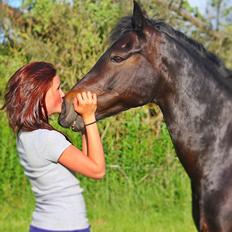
60, 105, 130, 132
58, 89, 129, 131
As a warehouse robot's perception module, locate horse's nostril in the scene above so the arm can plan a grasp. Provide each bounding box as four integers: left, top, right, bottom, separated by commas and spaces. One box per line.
58, 98, 79, 129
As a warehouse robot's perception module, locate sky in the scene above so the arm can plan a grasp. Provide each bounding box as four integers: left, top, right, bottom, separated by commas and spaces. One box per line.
6, 0, 207, 14
6, 0, 22, 8
188, 0, 207, 14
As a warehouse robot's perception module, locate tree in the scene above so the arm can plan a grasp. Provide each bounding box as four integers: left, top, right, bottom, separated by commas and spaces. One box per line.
205, 0, 232, 30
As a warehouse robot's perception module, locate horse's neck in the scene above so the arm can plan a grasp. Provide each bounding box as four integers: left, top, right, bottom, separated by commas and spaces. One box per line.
157, 51, 232, 178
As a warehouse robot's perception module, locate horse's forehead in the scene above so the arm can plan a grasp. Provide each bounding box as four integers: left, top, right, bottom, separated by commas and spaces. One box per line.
113, 31, 137, 48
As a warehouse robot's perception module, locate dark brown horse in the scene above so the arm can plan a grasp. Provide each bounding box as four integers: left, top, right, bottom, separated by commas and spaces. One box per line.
59, 1, 232, 231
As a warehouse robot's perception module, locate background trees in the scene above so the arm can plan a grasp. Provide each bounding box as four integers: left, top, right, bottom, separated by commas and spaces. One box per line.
0, 1, 231, 231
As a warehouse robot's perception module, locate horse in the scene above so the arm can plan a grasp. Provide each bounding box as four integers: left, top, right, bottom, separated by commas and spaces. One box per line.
59, 1, 232, 231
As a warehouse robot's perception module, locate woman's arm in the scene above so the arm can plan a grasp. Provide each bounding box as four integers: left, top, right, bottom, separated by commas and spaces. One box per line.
58, 125, 105, 179
81, 132, 88, 156
58, 92, 105, 180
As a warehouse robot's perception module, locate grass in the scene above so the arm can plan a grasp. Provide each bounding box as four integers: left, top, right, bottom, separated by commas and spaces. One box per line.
86, 185, 196, 232
0, 184, 196, 232
0, 109, 197, 232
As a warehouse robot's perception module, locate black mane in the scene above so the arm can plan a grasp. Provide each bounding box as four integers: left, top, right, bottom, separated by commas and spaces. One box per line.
110, 16, 232, 77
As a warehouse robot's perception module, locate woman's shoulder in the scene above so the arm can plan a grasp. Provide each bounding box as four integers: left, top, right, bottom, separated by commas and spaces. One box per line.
17, 129, 71, 163
18, 129, 65, 142
17, 129, 71, 152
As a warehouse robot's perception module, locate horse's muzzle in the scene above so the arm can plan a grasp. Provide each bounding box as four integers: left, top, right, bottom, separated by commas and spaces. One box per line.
58, 99, 78, 128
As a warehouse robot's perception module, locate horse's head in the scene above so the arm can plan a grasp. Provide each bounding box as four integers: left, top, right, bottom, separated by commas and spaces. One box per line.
59, 1, 170, 131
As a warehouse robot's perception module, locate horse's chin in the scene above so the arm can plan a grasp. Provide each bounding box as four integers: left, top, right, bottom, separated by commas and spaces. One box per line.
66, 102, 128, 132
70, 116, 85, 132
70, 110, 108, 132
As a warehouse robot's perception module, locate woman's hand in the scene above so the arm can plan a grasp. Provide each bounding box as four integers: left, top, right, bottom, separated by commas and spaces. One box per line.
73, 91, 97, 124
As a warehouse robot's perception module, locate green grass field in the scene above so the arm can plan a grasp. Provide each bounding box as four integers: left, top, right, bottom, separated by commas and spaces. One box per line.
0, 109, 197, 232
0, 185, 196, 232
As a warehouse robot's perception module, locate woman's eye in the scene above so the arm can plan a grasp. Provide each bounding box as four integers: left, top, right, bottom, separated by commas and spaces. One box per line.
111, 56, 124, 63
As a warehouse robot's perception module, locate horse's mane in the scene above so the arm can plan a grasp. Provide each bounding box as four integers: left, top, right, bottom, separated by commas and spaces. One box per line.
110, 16, 232, 78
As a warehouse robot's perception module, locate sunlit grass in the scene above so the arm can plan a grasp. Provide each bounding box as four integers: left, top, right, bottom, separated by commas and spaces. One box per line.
0, 109, 197, 232
0, 186, 196, 232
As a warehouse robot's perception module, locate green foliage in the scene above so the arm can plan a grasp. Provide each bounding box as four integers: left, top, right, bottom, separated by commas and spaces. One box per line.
0, 0, 232, 230
1, 0, 121, 90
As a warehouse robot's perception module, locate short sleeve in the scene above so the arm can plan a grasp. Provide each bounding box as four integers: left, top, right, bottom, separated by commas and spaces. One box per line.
36, 130, 71, 163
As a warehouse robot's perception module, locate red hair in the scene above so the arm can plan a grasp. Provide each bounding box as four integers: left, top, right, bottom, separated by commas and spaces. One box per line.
2, 62, 56, 133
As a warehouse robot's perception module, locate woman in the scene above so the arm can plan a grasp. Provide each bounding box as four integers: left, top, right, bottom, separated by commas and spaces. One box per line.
2, 61, 105, 232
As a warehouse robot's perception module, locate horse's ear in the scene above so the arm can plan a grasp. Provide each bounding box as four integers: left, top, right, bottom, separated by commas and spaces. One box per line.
132, 1, 145, 31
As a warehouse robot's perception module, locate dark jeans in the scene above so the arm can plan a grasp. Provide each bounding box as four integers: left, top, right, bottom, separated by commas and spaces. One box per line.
29, 225, 91, 232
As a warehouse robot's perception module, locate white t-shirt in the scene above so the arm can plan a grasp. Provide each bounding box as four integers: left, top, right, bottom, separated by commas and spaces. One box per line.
16, 129, 89, 231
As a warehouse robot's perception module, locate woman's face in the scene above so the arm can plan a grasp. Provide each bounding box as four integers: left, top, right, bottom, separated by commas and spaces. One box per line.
45, 75, 65, 116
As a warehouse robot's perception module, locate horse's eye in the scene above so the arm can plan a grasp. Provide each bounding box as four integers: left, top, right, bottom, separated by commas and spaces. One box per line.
111, 56, 124, 63
155, 25, 161, 31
